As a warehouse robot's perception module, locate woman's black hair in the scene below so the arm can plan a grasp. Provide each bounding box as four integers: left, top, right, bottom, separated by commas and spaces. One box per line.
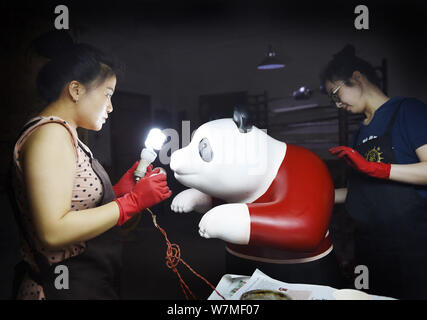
320, 44, 381, 88
33, 30, 123, 103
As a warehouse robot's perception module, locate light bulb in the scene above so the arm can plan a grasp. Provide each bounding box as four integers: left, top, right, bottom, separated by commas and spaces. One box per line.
145, 128, 166, 150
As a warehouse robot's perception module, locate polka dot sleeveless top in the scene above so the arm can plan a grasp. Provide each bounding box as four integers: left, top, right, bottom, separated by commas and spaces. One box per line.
12, 116, 104, 299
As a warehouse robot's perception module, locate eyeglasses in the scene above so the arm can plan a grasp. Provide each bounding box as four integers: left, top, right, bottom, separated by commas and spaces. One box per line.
329, 82, 345, 104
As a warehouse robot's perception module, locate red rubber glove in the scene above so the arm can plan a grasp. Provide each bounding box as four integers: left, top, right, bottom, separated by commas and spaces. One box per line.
329, 146, 391, 179
114, 172, 172, 226
113, 162, 156, 197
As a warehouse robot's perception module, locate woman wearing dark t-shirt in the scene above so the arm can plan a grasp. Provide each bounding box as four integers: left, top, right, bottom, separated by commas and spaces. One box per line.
321, 45, 427, 299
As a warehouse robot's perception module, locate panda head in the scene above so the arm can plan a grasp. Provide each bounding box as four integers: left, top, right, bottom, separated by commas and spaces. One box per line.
170, 112, 270, 202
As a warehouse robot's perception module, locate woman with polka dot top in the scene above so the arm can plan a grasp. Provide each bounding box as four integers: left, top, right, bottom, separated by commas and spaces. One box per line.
10, 31, 172, 300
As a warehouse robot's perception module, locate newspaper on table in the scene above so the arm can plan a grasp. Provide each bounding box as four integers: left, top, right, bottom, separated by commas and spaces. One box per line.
208, 269, 395, 300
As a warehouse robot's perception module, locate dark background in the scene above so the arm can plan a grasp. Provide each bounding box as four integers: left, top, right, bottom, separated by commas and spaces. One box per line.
1, 0, 427, 299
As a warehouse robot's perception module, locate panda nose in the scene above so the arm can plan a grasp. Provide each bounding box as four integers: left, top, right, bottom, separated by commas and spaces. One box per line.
170, 148, 194, 174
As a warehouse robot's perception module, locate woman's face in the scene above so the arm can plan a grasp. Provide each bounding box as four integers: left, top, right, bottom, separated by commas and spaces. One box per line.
76, 75, 116, 131
325, 78, 365, 114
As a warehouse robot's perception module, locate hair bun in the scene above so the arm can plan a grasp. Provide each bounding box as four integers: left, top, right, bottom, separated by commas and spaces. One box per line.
333, 44, 356, 60
32, 30, 75, 59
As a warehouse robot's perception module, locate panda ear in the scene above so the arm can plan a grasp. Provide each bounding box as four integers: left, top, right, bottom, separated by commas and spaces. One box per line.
233, 106, 253, 133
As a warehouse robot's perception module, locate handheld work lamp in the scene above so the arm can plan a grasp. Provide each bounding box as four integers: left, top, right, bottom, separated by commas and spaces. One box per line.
134, 128, 167, 182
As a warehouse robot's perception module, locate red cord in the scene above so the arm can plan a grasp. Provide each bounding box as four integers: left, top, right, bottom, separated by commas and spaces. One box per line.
147, 209, 226, 300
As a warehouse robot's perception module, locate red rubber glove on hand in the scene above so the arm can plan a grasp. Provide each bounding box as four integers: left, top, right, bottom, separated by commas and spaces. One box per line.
329, 146, 391, 179
114, 172, 172, 226
113, 162, 156, 197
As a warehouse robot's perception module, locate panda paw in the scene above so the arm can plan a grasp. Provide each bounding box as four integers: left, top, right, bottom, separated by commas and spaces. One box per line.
198, 204, 250, 244
170, 188, 212, 213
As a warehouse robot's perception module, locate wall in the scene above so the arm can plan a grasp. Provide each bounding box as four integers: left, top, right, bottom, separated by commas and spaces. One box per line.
76, 3, 427, 161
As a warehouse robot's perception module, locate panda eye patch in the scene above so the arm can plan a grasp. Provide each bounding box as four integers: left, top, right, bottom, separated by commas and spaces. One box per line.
199, 138, 213, 162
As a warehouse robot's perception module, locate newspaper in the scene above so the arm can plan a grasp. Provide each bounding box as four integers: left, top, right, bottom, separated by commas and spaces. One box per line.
208, 269, 395, 300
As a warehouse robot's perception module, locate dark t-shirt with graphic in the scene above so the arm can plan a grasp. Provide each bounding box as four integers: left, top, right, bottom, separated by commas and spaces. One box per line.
351, 96, 427, 199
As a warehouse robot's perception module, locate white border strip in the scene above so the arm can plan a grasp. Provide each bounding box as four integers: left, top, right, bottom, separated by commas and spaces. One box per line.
226, 245, 333, 264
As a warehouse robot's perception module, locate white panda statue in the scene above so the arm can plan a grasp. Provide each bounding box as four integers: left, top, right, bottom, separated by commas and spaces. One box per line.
169, 111, 344, 287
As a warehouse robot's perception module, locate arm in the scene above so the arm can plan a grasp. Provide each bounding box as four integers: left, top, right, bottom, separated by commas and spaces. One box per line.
334, 188, 348, 204
199, 201, 330, 251
389, 144, 427, 185
330, 145, 427, 186
331, 100, 427, 186
21, 123, 120, 250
